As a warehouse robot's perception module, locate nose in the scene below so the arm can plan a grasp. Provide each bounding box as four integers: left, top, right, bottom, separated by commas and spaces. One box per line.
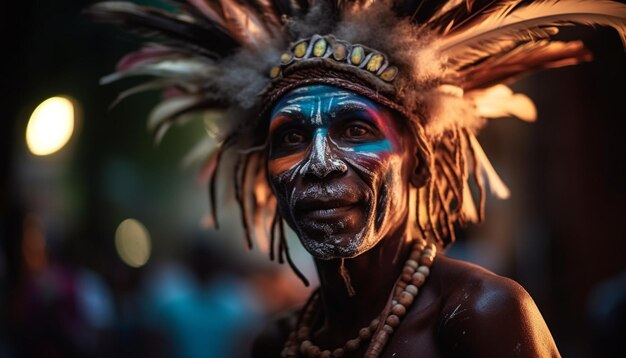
299, 129, 348, 179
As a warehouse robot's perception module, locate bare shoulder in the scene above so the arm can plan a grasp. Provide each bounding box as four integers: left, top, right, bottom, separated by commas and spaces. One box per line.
434, 255, 561, 357
251, 308, 298, 358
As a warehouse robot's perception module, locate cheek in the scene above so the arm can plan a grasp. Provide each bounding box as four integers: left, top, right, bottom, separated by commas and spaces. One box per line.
344, 149, 399, 180
268, 154, 304, 212
268, 151, 306, 177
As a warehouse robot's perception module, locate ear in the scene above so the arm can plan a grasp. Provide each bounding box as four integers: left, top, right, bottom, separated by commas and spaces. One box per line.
410, 151, 430, 188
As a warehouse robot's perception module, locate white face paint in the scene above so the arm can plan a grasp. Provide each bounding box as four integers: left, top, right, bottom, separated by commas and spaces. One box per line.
267, 85, 412, 259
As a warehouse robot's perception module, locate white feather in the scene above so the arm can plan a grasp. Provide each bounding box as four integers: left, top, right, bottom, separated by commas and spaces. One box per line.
101, 59, 217, 84
181, 136, 217, 168
469, 85, 537, 122
148, 95, 207, 143
468, 133, 511, 199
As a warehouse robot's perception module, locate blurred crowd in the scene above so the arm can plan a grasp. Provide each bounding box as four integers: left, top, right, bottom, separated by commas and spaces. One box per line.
1, 216, 312, 358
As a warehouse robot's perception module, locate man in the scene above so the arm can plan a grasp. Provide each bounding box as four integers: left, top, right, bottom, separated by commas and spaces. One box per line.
254, 84, 559, 356
89, 0, 626, 356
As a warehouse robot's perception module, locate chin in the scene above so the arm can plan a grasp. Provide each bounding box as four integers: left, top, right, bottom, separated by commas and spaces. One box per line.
296, 225, 379, 260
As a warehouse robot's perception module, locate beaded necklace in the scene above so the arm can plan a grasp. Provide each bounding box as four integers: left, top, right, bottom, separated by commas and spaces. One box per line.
282, 238, 437, 357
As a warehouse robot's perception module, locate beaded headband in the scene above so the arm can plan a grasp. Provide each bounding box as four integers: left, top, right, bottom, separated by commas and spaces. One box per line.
269, 34, 399, 85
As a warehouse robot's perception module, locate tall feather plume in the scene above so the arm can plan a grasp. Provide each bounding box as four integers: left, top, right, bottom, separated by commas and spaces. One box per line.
91, 0, 626, 268
438, 0, 626, 71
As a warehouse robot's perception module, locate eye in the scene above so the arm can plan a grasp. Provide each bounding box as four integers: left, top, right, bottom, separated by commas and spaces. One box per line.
345, 125, 369, 138
282, 130, 305, 145
341, 121, 378, 142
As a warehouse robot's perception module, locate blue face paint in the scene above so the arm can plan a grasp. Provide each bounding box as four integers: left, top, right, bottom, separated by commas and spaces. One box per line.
267, 84, 412, 260
352, 140, 393, 153
269, 85, 399, 159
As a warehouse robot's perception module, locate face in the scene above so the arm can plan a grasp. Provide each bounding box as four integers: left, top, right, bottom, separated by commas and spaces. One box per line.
267, 85, 413, 259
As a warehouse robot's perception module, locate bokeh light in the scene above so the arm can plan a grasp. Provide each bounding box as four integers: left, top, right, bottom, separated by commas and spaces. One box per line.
21, 214, 48, 273
114, 218, 151, 268
26, 96, 76, 156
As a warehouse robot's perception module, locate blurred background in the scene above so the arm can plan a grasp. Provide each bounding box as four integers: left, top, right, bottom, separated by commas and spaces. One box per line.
2, 1, 626, 357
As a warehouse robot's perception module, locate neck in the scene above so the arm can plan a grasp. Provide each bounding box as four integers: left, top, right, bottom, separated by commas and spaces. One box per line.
312, 223, 412, 346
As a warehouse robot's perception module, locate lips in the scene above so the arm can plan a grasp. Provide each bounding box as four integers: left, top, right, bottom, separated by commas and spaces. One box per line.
293, 194, 360, 220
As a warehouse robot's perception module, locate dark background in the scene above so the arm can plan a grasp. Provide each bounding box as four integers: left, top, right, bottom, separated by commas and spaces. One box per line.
3, 1, 626, 357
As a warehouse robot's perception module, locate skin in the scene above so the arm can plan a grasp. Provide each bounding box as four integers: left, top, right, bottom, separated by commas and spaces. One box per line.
255, 85, 560, 357
267, 85, 411, 259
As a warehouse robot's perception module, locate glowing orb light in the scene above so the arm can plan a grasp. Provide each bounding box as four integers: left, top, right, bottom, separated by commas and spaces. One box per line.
115, 218, 152, 268
26, 96, 76, 156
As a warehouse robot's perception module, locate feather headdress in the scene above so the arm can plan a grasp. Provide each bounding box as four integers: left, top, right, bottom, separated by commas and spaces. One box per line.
88, 0, 626, 284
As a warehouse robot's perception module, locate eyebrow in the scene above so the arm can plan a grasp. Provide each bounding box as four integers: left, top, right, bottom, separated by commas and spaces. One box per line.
332, 100, 371, 118
335, 99, 369, 109
269, 111, 305, 133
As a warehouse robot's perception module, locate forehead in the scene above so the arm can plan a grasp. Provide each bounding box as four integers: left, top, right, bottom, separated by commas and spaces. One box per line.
270, 85, 383, 119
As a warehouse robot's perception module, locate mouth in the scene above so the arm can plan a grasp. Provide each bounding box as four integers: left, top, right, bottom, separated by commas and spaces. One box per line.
295, 198, 360, 221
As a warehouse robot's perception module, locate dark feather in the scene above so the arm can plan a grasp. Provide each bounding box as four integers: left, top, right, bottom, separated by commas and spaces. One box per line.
86, 2, 240, 58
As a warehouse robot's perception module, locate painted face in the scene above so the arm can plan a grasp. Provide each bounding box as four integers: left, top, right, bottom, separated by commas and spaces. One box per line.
268, 85, 412, 259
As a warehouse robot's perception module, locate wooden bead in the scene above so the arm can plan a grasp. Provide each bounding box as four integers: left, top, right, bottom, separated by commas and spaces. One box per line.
332, 348, 345, 357
397, 280, 407, 288
417, 266, 430, 276
298, 327, 310, 340
306, 345, 321, 357
374, 330, 389, 344
386, 314, 400, 327
405, 259, 418, 269
419, 255, 434, 266
391, 303, 406, 317
321, 350, 332, 358
359, 327, 372, 339
369, 318, 380, 331
411, 272, 426, 286
382, 324, 394, 334
398, 291, 414, 306
283, 346, 298, 357
300, 340, 313, 354
345, 338, 361, 352
401, 273, 412, 282
404, 284, 418, 295
402, 266, 415, 276
367, 342, 384, 357
394, 286, 404, 297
